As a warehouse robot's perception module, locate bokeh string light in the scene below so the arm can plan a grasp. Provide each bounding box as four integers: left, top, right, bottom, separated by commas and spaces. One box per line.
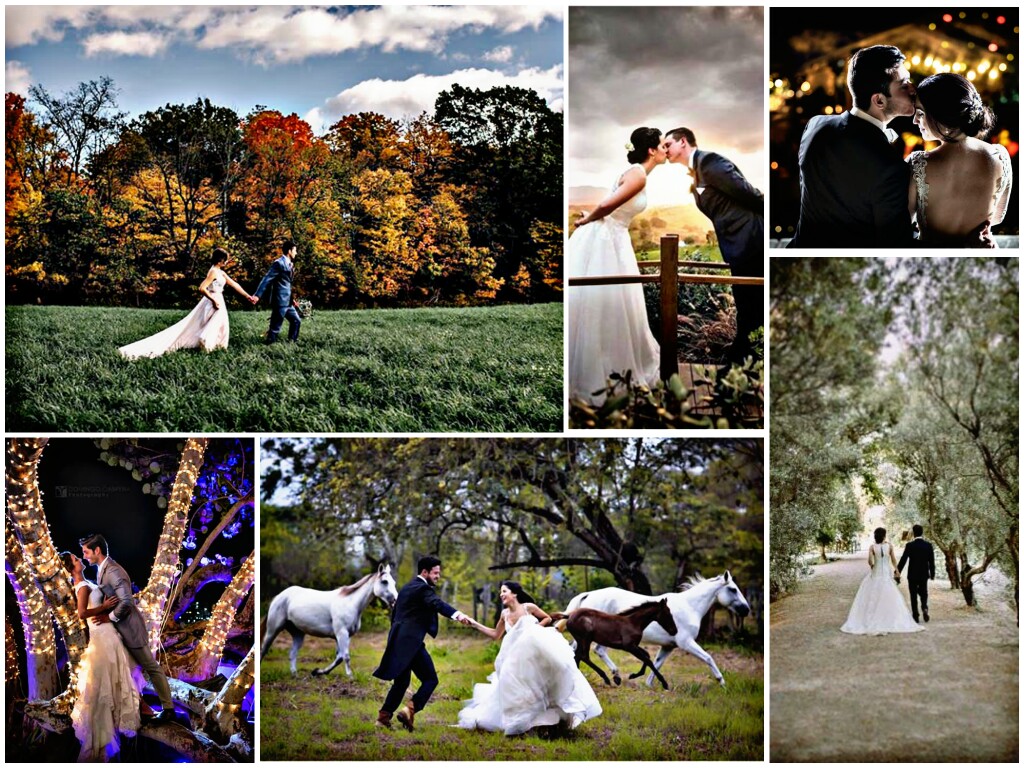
137, 438, 208, 652
194, 552, 254, 677
5, 438, 88, 713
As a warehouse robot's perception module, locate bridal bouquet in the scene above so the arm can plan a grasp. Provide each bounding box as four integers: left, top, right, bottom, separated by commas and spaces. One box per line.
296, 299, 313, 319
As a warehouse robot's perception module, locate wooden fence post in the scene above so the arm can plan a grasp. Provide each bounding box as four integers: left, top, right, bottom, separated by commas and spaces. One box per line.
659, 235, 679, 382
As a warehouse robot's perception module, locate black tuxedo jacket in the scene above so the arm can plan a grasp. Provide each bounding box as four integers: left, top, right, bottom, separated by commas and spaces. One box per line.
372, 577, 458, 680
690, 149, 763, 269
897, 538, 936, 583
788, 112, 914, 248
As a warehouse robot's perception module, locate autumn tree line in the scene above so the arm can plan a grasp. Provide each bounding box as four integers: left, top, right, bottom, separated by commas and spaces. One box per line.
5, 77, 563, 309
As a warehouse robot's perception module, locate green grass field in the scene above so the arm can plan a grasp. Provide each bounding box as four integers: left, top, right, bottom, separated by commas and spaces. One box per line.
5, 304, 563, 432
259, 628, 763, 760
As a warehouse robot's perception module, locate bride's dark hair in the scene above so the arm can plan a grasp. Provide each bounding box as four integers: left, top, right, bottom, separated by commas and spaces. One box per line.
59, 550, 77, 574
916, 73, 994, 140
626, 127, 662, 164
873, 527, 886, 544
501, 580, 537, 606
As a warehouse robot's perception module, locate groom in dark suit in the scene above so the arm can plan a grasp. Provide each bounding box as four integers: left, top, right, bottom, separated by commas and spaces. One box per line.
252, 240, 301, 343
665, 128, 764, 361
788, 45, 917, 248
373, 555, 471, 731
897, 524, 936, 623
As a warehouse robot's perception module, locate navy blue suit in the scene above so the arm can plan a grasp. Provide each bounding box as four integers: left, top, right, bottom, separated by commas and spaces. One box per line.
897, 537, 936, 621
254, 255, 300, 342
690, 148, 764, 355
374, 577, 458, 713
789, 112, 914, 248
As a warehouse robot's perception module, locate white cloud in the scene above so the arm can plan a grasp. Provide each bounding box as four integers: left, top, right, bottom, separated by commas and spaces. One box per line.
305, 64, 564, 133
5, 60, 32, 95
8, 5, 562, 65
83, 31, 171, 58
483, 45, 515, 64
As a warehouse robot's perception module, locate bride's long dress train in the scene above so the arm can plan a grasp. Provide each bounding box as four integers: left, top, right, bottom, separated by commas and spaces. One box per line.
70, 582, 142, 761
457, 614, 602, 735
840, 543, 924, 635
568, 164, 661, 404
119, 274, 229, 359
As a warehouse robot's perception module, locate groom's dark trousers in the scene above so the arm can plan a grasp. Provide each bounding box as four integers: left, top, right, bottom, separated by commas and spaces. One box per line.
689, 148, 764, 355
788, 112, 915, 248
897, 537, 936, 621
373, 577, 458, 713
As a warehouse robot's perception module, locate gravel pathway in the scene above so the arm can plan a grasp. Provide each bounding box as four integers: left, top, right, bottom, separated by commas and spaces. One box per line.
770, 553, 1018, 762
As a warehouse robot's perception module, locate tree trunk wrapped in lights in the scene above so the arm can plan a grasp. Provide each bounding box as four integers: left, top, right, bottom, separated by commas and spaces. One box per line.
169, 552, 254, 680
204, 646, 255, 746
5, 517, 60, 699
170, 493, 253, 616
137, 437, 208, 651
6, 438, 89, 710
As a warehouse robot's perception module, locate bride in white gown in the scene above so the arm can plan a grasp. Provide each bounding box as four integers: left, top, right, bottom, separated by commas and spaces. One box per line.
119, 248, 254, 359
840, 528, 923, 636
568, 127, 667, 404
457, 581, 602, 736
61, 552, 142, 761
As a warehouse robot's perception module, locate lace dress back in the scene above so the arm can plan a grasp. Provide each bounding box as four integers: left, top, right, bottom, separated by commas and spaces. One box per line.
908, 143, 1013, 247
70, 581, 141, 761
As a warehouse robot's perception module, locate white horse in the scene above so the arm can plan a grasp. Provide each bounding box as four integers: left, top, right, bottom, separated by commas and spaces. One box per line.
561, 571, 750, 688
261, 562, 398, 676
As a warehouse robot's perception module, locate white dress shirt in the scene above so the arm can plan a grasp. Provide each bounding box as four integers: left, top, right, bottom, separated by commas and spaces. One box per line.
849, 107, 899, 144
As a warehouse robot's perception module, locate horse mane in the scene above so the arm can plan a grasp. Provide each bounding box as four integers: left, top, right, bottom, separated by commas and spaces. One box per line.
678, 573, 724, 592
337, 571, 375, 596
619, 600, 663, 617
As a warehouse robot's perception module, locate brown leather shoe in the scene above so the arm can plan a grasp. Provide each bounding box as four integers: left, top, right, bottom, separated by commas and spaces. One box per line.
375, 710, 393, 729
396, 702, 416, 732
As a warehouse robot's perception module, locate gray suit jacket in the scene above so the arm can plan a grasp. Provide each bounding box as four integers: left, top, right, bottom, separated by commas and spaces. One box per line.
98, 557, 149, 649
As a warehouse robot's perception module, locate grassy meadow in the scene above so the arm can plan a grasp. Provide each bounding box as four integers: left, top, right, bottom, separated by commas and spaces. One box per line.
259, 627, 763, 761
5, 303, 563, 432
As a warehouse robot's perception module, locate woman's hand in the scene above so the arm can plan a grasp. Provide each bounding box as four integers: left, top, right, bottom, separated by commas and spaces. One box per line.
100, 595, 119, 611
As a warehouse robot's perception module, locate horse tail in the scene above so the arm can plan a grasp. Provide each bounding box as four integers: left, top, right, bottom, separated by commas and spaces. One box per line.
549, 612, 570, 633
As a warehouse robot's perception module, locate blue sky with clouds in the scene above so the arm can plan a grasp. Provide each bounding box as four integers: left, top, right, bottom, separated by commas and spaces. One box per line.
5, 6, 563, 133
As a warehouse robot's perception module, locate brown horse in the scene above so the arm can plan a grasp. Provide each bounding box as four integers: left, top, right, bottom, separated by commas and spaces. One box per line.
550, 598, 678, 690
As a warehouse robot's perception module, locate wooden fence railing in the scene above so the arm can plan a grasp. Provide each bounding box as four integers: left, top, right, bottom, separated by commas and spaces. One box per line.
568, 235, 765, 381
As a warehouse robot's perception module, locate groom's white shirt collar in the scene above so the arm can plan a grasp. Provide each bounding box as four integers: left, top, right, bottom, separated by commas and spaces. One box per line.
850, 107, 899, 144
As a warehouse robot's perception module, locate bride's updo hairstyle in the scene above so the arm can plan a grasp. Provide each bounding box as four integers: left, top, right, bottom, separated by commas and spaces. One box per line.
626, 127, 662, 164
873, 527, 886, 544
59, 550, 77, 575
501, 580, 537, 606
916, 73, 995, 140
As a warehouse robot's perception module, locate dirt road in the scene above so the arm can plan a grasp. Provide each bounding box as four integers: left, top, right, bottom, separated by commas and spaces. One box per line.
770, 553, 1018, 762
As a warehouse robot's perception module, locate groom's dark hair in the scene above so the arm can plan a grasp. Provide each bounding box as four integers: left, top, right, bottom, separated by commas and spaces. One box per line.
418, 555, 442, 573
78, 533, 108, 555
281, 239, 296, 255
912, 524, 923, 537
848, 45, 906, 110
666, 127, 697, 147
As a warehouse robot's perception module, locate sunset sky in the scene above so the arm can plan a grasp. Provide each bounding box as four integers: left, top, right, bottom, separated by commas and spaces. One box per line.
568, 6, 764, 209
5, 5, 563, 132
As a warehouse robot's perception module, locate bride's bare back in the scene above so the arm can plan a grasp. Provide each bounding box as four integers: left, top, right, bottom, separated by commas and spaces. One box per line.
909, 138, 1011, 240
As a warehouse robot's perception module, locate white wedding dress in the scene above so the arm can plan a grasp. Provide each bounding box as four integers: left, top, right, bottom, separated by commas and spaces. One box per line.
457, 613, 602, 735
568, 165, 661, 404
119, 272, 230, 359
70, 581, 142, 761
840, 543, 924, 636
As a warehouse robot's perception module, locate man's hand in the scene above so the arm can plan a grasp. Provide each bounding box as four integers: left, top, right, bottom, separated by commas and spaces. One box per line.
92, 613, 112, 625
250, 295, 259, 304
458, 616, 472, 626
